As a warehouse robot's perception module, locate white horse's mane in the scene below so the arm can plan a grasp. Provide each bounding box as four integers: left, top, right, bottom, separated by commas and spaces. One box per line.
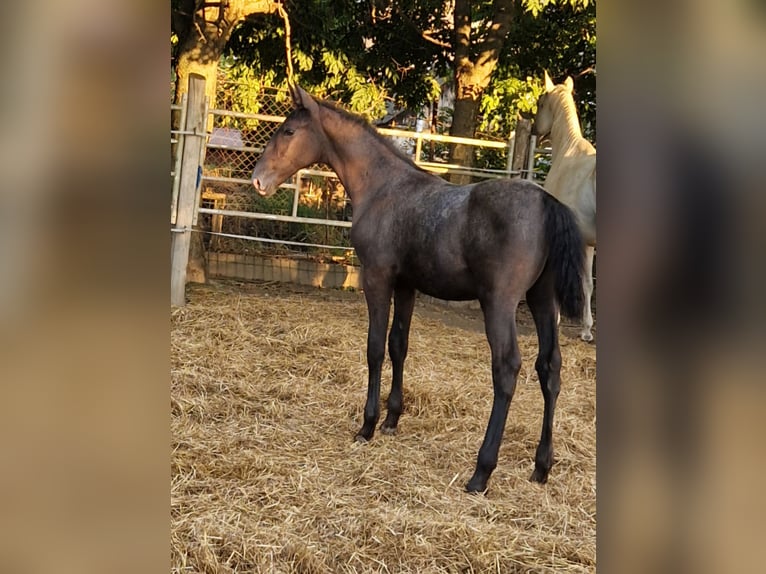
547, 86, 588, 151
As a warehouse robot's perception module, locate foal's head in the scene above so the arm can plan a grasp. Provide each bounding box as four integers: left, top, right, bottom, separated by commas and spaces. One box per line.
532, 71, 574, 139
252, 85, 326, 197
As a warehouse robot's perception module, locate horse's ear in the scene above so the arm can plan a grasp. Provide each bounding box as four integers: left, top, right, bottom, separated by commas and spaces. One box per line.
290, 84, 320, 116
564, 76, 574, 92
544, 70, 555, 92
288, 82, 301, 107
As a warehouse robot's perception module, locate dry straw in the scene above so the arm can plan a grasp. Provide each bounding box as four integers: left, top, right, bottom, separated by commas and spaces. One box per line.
172, 280, 596, 573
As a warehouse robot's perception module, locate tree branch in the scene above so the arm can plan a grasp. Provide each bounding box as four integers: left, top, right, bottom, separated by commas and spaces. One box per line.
276, 2, 294, 82
394, 7, 452, 50
575, 66, 596, 78
421, 30, 452, 50
232, 0, 281, 18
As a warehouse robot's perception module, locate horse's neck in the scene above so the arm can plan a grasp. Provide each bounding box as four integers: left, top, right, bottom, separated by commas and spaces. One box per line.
549, 94, 586, 161
319, 107, 418, 206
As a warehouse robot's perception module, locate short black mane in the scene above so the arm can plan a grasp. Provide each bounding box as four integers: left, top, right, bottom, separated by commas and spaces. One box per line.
316, 100, 428, 171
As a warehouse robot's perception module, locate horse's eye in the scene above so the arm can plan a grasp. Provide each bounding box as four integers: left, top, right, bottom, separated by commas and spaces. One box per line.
283, 128, 295, 136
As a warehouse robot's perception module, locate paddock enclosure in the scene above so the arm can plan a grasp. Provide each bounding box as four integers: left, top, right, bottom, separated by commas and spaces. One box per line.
171, 280, 596, 573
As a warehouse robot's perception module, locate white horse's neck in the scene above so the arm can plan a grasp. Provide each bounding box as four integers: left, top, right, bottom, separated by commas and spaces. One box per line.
549, 91, 585, 161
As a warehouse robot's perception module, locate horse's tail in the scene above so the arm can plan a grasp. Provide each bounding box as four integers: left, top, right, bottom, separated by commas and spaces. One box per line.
544, 194, 585, 320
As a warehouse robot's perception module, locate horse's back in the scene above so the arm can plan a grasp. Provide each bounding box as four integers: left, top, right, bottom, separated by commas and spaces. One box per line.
362, 179, 552, 301
465, 179, 549, 235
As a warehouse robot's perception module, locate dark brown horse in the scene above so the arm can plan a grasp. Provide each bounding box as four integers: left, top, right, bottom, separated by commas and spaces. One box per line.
252, 85, 585, 493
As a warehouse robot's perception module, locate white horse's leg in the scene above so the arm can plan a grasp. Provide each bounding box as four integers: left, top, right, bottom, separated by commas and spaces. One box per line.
580, 246, 595, 341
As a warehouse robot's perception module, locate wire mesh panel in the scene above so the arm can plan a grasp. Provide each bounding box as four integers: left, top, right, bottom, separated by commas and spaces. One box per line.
199, 87, 356, 266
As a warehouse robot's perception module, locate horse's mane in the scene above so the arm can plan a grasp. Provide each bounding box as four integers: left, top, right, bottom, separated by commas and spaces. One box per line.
548, 86, 584, 140
316, 99, 429, 171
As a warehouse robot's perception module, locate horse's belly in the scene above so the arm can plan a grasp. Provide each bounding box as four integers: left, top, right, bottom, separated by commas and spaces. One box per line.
399, 266, 478, 301
417, 281, 478, 301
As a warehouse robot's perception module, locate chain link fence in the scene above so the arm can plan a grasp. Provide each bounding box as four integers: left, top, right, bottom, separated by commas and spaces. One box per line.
197, 86, 355, 267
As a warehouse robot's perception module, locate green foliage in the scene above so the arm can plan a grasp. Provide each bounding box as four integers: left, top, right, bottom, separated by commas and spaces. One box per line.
217, 58, 266, 111
510, 0, 597, 140
523, 0, 592, 17
469, 0, 596, 143
227, 0, 448, 114
478, 76, 545, 136
317, 52, 388, 119
188, 0, 594, 140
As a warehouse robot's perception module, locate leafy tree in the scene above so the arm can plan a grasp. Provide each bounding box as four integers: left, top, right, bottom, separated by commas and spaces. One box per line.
224, 1, 594, 165
172, 0, 284, 284
446, 0, 517, 180
446, 0, 594, 179
173, 0, 595, 159
227, 1, 449, 117
171, 0, 280, 107
501, 0, 596, 139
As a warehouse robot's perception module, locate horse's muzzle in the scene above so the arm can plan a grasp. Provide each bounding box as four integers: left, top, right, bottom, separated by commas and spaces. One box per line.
252, 178, 271, 197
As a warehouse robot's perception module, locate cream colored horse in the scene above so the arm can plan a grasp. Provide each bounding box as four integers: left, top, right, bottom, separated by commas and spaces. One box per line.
533, 72, 597, 341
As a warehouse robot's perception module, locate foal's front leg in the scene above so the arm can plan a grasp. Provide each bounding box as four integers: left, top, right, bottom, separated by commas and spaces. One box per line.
380, 286, 416, 434
355, 274, 393, 442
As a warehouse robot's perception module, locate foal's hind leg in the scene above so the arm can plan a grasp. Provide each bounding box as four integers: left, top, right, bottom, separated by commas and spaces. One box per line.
380, 286, 416, 435
466, 299, 522, 493
526, 276, 563, 483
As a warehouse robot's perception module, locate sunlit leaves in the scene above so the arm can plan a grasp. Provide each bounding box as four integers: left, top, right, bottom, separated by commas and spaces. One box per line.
321, 52, 346, 77
215, 58, 269, 129
294, 49, 314, 73
478, 76, 544, 136
204, 0, 594, 140
523, 0, 591, 18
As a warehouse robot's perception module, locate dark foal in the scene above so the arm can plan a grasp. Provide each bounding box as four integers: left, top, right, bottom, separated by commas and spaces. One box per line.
253, 85, 585, 493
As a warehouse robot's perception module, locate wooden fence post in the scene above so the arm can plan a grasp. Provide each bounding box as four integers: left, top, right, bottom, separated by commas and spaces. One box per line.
505, 130, 516, 177
511, 118, 532, 176
526, 134, 538, 181
171, 73, 206, 306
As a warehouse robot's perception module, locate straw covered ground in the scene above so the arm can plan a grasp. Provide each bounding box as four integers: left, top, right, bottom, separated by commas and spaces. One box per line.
171, 280, 596, 573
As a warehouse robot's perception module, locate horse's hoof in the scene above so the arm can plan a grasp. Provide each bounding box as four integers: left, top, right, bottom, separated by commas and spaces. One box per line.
354, 434, 369, 443
379, 424, 397, 436
529, 468, 549, 484
465, 477, 489, 494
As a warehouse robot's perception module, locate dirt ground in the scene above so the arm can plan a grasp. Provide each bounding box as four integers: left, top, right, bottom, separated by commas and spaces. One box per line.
171, 280, 596, 573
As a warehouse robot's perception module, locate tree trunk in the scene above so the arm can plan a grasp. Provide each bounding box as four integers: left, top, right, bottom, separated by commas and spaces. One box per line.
175, 49, 221, 114
450, 70, 484, 184
172, 0, 279, 284
449, 0, 517, 184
